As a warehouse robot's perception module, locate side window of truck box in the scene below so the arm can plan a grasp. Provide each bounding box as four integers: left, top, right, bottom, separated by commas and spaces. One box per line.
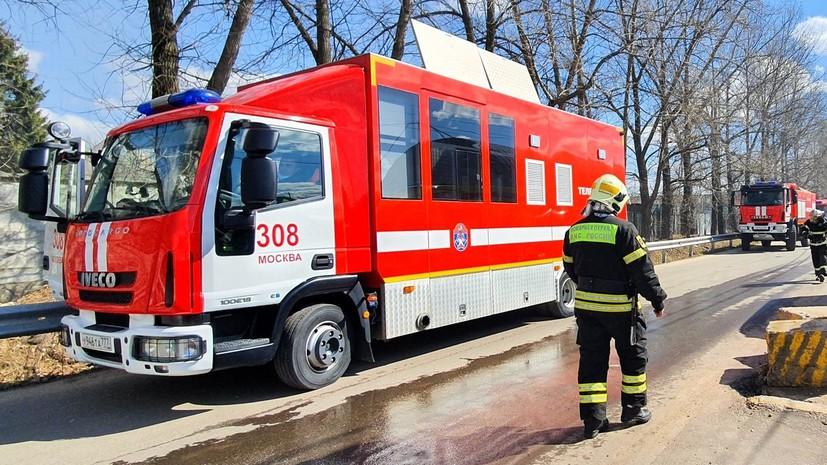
489, 113, 516, 203
378, 86, 422, 200
429, 98, 482, 202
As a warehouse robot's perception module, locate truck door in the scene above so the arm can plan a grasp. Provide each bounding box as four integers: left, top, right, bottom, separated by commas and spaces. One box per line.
43, 138, 87, 298
425, 94, 492, 324
201, 114, 336, 311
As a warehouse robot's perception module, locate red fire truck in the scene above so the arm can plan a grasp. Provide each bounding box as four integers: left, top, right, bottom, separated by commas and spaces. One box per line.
736, 181, 816, 251
17, 54, 624, 389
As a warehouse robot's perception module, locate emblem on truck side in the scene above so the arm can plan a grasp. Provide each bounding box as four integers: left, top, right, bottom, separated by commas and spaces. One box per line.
453, 223, 469, 252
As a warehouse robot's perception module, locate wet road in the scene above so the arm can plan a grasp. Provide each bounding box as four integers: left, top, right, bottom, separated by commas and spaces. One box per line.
0, 247, 819, 465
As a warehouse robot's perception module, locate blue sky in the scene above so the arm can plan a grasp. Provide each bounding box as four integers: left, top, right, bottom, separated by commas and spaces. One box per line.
4, 1, 827, 144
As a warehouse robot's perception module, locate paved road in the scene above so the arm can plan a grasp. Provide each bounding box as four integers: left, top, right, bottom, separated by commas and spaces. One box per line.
0, 246, 820, 465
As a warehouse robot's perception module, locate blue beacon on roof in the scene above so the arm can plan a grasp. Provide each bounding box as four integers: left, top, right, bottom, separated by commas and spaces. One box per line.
137, 88, 221, 116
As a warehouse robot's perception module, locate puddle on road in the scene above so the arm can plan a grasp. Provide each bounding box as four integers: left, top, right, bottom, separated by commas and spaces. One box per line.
134, 329, 584, 465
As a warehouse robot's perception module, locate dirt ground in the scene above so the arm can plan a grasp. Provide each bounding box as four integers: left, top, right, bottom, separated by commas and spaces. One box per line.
0, 287, 91, 389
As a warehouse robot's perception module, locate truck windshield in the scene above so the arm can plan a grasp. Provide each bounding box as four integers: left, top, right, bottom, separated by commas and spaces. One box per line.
79, 118, 208, 221
742, 189, 783, 206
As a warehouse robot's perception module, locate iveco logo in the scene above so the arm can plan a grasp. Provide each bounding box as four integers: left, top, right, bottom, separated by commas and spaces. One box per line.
79, 272, 117, 288
220, 296, 252, 306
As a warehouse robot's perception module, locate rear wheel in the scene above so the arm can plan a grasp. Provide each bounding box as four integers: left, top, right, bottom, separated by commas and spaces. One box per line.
741, 234, 751, 251
537, 271, 576, 318
761, 240, 772, 250
786, 228, 797, 251
275, 304, 352, 390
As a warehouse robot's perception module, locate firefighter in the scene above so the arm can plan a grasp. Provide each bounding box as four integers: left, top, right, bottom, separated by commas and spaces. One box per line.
801, 209, 827, 282
562, 174, 668, 439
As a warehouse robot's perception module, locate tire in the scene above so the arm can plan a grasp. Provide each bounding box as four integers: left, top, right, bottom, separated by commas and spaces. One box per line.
802, 235, 809, 247
275, 303, 352, 390
761, 240, 772, 249
538, 271, 576, 318
786, 228, 797, 251
741, 234, 751, 251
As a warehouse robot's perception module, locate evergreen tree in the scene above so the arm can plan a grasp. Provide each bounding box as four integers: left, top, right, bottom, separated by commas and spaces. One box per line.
0, 23, 46, 179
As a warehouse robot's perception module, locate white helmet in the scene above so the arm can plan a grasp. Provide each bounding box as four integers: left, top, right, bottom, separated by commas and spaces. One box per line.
811, 209, 824, 220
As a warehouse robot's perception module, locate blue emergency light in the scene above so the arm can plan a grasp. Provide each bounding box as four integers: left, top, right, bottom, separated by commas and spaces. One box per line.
137, 88, 221, 116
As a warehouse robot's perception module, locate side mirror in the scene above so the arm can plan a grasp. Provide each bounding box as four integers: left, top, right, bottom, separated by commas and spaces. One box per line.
243, 126, 279, 155
19, 146, 50, 171
18, 171, 49, 215
241, 157, 277, 210
240, 125, 279, 211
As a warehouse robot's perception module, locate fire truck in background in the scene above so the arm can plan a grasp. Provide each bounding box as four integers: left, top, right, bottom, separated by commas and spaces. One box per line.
735, 181, 816, 251
17, 27, 624, 389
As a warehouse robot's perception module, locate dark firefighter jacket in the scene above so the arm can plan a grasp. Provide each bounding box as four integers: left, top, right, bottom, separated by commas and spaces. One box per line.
562, 213, 667, 312
802, 217, 827, 246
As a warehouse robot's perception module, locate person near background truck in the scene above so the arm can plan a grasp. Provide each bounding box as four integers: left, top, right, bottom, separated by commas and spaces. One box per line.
801, 209, 827, 283
562, 174, 668, 439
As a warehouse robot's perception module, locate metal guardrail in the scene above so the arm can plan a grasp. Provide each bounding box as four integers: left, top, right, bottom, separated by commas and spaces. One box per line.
0, 233, 739, 340
0, 301, 73, 339
647, 233, 739, 252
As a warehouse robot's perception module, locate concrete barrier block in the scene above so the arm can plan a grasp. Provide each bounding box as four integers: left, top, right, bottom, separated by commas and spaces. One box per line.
775, 306, 827, 321
766, 319, 827, 387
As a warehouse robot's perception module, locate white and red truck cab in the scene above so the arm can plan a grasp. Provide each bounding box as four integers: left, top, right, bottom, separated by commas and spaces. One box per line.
17, 53, 625, 389
735, 181, 816, 251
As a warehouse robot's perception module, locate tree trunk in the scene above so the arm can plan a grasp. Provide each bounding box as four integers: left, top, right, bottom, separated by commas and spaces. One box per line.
207, 0, 255, 94
484, 0, 496, 51
457, 0, 475, 42
148, 0, 180, 97
390, 0, 412, 59
315, 0, 332, 64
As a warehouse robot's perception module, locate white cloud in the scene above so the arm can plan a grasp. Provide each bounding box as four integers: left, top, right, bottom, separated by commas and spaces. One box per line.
39, 108, 110, 146
794, 16, 827, 55
20, 47, 44, 74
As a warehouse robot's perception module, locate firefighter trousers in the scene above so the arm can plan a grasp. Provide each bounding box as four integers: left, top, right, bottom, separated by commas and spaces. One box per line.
576, 309, 648, 422
811, 245, 827, 276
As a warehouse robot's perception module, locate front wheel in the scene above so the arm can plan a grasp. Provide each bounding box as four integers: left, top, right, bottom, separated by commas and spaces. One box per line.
786, 228, 797, 251
275, 304, 352, 390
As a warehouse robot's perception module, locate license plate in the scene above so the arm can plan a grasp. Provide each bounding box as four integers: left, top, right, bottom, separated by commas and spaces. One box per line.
80, 333, 114, 353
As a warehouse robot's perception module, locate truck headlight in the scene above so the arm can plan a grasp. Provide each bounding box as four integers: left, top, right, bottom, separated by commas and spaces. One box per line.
134, 336, 205, 362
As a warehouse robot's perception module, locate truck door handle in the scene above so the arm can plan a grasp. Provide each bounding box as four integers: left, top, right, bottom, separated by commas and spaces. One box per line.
312, 254, 334, 270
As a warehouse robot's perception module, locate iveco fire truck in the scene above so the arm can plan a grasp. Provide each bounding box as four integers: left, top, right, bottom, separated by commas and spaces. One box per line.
17, 51, 624, 389
735, 181, 816, 251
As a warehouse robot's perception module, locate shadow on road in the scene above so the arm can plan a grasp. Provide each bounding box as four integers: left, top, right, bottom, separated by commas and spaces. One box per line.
739, 295, 827, 339
0, 309, 546, 445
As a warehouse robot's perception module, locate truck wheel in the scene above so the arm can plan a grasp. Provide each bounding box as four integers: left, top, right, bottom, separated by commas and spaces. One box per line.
538, 271, 576, 318
741, 234, 751, 251
275, 304, 352, 390
761, 240, 772, 249
786, 229, 797, 251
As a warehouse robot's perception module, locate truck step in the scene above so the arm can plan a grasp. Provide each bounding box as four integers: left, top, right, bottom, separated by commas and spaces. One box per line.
215, 338, 272, 354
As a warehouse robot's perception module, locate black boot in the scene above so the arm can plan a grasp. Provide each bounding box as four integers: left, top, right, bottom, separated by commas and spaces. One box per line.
621, 406, 652, 425
583, 418, 609, 439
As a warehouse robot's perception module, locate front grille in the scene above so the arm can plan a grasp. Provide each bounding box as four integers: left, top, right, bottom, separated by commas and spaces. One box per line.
95, 312, 129, 327
79, 290, 133, 305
